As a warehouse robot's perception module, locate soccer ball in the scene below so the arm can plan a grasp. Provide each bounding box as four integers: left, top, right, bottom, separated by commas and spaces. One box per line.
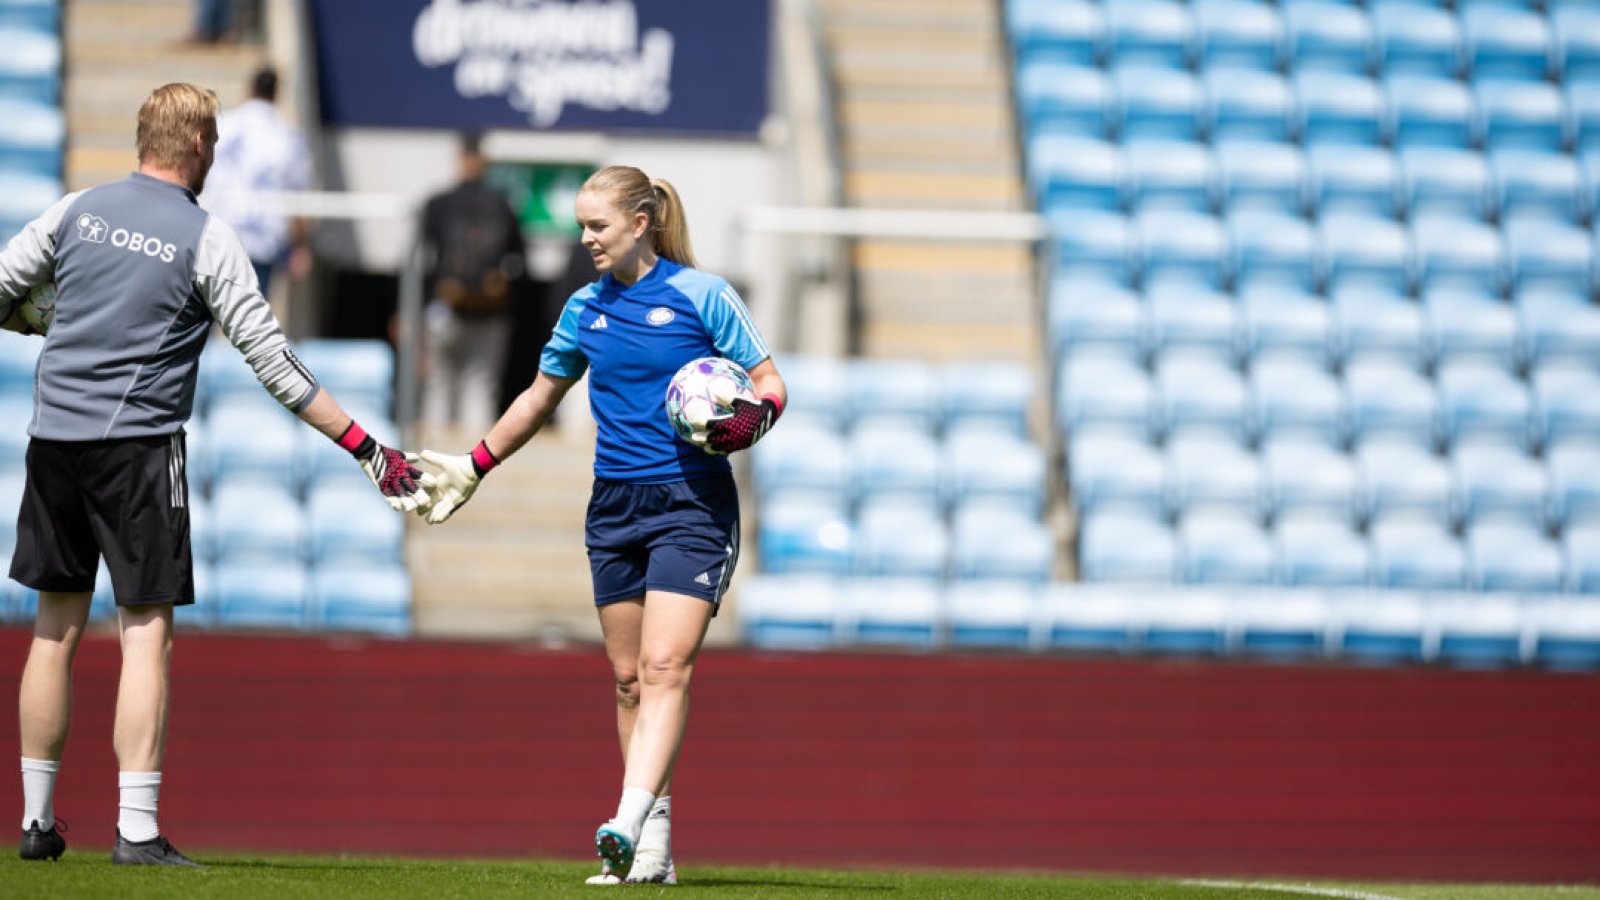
665, 356, 755, 452
22, 282, 55, 334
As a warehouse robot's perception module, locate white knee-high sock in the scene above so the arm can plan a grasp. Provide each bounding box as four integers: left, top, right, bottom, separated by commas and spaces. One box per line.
118, 772, 162, 843
638, 795, 671, 860
20, 758, 58, 830
611, 787, 655, 841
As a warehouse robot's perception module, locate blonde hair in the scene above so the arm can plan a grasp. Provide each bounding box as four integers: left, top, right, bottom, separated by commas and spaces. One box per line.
582, 165, 697, 268
136, 83, 219, 169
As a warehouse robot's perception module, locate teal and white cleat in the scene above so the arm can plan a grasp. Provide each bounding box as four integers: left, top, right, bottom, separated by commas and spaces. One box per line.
584, 860, 622, 885
624, 854, 677, 885
594, 821, 635, 874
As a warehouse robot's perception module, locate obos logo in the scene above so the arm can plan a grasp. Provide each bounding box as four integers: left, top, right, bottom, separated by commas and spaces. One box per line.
76, 213, 177, 263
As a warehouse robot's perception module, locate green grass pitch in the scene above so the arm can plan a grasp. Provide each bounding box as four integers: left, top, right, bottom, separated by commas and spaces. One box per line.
1, 853, 1595, 899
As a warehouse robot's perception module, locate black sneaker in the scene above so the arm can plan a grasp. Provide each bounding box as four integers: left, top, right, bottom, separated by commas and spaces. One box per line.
18, 819, 66, 861
111, 830, 200, 867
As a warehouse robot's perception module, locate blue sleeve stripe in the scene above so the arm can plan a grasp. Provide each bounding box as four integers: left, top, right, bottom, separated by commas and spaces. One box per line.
718, 286, 769, 359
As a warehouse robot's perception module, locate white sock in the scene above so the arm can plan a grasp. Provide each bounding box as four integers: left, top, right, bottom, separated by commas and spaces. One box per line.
118, 772, 162, 843
20, 758, 58, 831
611, 787, 656, 841
638, 795, 672, 860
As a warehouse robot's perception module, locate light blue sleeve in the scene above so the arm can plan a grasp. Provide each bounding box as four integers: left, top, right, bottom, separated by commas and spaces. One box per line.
538, 293, 590, 379
692, 277, 771, 372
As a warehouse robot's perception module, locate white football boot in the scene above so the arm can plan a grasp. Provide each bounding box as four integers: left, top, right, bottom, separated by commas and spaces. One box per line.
623, 852, 678, 885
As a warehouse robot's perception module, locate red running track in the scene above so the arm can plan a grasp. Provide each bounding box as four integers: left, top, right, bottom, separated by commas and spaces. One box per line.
1, 627, 1597, 882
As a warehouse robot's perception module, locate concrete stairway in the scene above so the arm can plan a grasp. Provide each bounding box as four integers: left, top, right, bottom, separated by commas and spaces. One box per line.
63, 0, 264, 192
819, 0, 1038, 364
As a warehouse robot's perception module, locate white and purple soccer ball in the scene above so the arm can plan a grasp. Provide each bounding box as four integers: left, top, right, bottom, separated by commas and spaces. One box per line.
665, 356, 755, 451
2, 282, 55, 334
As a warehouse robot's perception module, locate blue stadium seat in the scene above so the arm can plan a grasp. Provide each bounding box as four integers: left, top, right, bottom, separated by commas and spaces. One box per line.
1518, 291, 1600, 371
1274, 516, 1370, 585
1124, 140, 1214, 212
1466, 524, 1563, 593
1398, 147, 1489, 222
0, 330, 40, 393
753, 421, 849, 500
1048, 276, 1144, 359
736, 574, 840, 649
1215, 142, 1307, 217
944, 428, 1047, 518
759, 489, 853, 575
1156, 353, 1250, 439
0, 97, 60, 178
1370, 518, 1467, 589
1050, 209, 1135, 284
849, 422, 941, 508
945, 580, 1036, 649
1194, 0, 1284, 70
1566, 523, 1600, 593
1474, 80, 1565, 152
1057, 351, 1156, 437
1019, 64, 1113, 140
1552, 5, 1600, 84
0, 171, 59, 240
1179, 510, 1274, 584
771, 355, 848, 432
1135, 209, 1227, 289
201, 405, 301, 493
0, 27, 58, 105
1239, 287, 1333, 365
1452, 442, 1549, 527
1145, 284, 1238, 359
1535, 367, 1600, 456
1031, 136, 1123, 212
299, 415, 401, 495
1068, 426, 1167, 516
1437, 360, 1532, 450
1111, 64, 1202, 141
1079, 509, 1178, 582
1332, 288, 1427, 370
1383, 75, 1475, 148
1431, 595, 1526, 669
1305, 144, 1396, 218
940, 361, 1033, 437
1411, 215, 1504, 296
1359, 439, 1453, 524
845, 577, 941, 649
1040, 583, 1135, 652
1138, 587, 1231, 653
1371, 1, 1461, 78
1528, 600, 1600, 670
311, 564, 411, 637
1009, 0, 1104, 66
211, 482, 305, 566
1283, 0, 1374, 74
1165, 429, 1262, 518
849, 359, 940, 432
296, 339, 393, 417
1229, 210, 1316, 292
1318, 213, 1411, 294
853, 498, 948, 578
0, 0, 58, 33
1490, 151, 1582, 226
1568, 83, 1600, 154
1264, 434, 1361, 516
1233, 591, 1331, 658
1332, 591, 1428, 664
1104, 0, 1194, 68
1252, 358, 1346, 449
214, 562, 310, 631
1422, 288, 1519, 373
0, 394, 31, 461
1295, 71, 1385, 146
1203, 68, 1293, 143
304, 482, 404, 568
951, 505, 1054, 582
1549, 445, 1600, 531
1460, 6, 1552, 82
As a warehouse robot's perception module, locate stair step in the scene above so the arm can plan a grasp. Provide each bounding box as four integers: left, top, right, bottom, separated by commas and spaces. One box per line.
860, 319, 1039, 363
844, 169, 1023, 208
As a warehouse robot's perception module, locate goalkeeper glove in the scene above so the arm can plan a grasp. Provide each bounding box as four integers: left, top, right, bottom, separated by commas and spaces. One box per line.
337, 421, 432, 513
411, 441, 498, 525
705, 394, 783, 455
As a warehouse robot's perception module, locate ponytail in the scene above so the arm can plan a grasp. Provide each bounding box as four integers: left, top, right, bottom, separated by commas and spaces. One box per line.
581, 165, 698, 269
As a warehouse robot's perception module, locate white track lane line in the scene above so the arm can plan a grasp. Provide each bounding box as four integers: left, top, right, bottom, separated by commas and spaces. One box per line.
1180, 879, 1408, 900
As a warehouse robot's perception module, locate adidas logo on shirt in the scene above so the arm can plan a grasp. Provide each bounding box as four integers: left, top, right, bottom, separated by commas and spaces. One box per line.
590, 314, 608, 330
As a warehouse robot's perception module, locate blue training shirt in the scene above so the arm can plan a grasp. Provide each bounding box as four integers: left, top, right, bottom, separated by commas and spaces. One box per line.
540, 258, 771, 483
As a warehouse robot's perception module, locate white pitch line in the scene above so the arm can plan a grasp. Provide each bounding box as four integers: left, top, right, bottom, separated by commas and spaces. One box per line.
1180, 879, 1407, 900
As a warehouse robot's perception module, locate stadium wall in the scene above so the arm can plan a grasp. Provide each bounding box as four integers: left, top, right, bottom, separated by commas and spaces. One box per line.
1, 628, 1595, 882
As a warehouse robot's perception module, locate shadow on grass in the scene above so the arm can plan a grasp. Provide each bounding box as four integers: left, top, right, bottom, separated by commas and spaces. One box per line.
203, 860, 388, 872
687, 876, 894, 892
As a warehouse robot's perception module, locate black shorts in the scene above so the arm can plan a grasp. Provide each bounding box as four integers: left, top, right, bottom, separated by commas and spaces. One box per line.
10, 433, 195, 607
586, 475, 740, 610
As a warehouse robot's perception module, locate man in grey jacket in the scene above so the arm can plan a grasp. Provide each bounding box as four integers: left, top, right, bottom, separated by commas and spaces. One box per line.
0, 83, 431, 867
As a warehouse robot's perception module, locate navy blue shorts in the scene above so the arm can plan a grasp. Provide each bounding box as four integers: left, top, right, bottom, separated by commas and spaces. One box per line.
586, 475, 740, 609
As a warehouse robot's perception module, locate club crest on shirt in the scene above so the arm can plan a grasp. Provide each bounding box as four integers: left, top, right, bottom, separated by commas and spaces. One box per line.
647, 307, 675, 326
